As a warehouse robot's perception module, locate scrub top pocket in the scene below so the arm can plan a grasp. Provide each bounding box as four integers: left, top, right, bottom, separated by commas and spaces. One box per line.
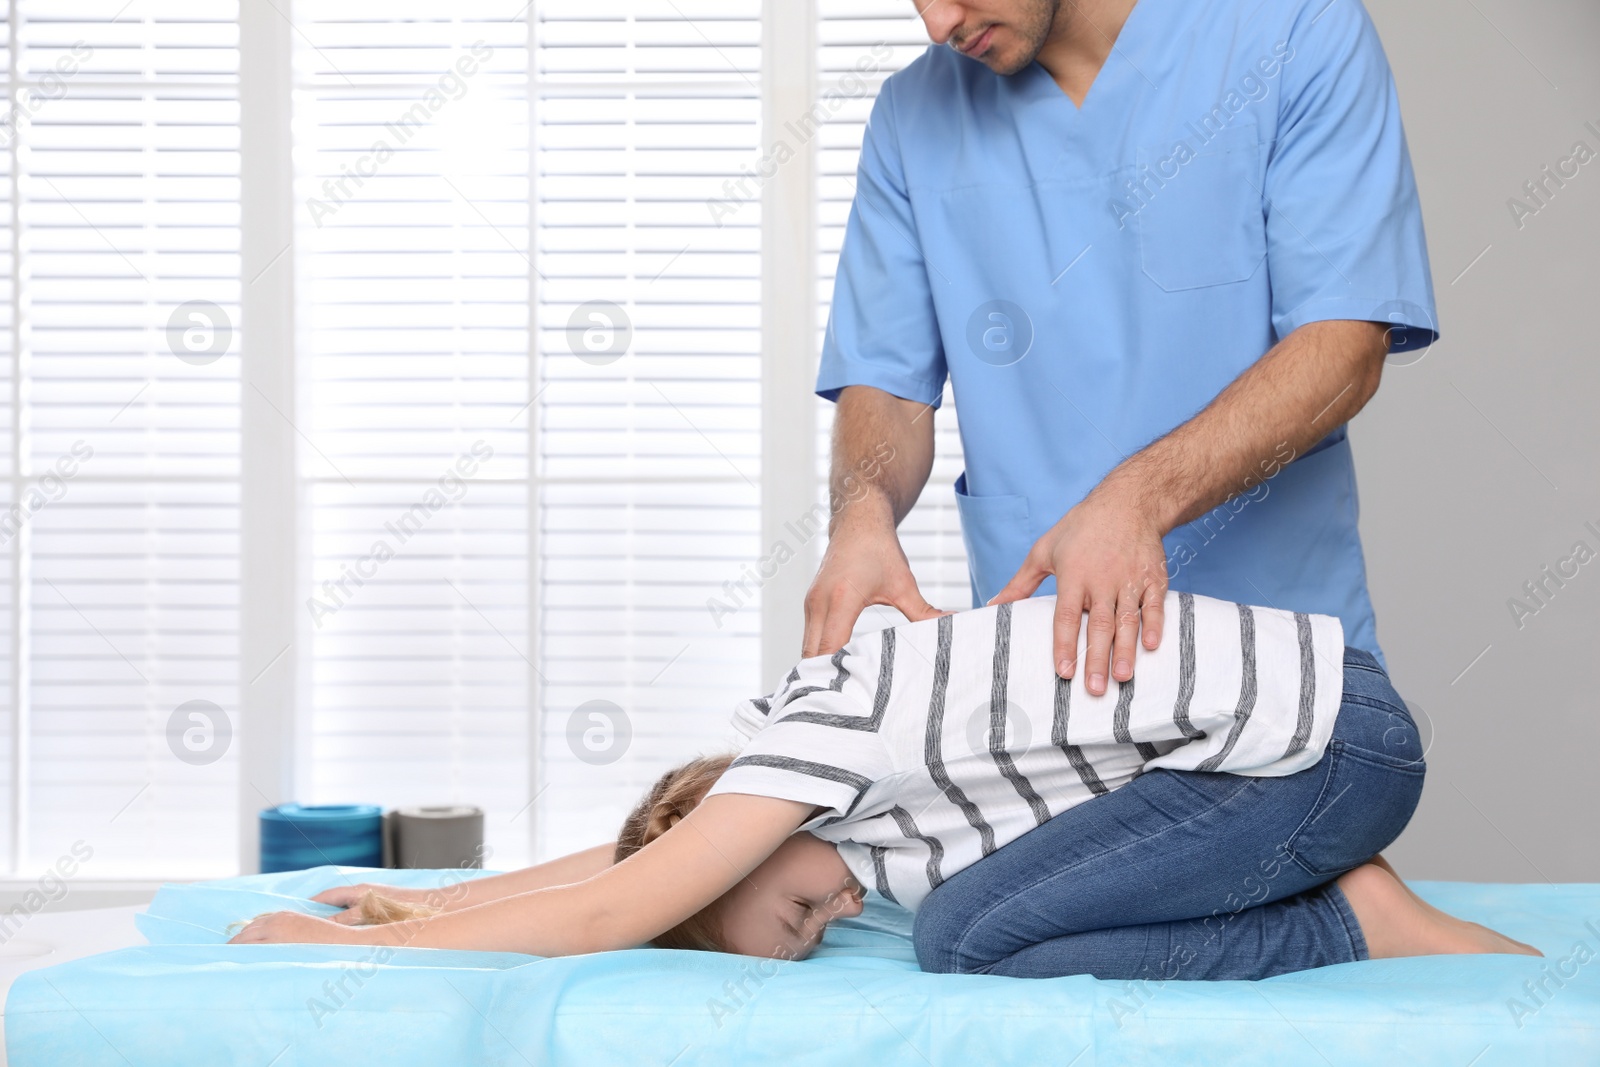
952, 472, 1032, 607
1135, 126, 1267, 291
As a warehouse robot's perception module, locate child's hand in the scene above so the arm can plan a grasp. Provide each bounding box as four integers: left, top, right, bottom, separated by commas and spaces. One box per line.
313, 883, 424, 924
227, 910, 360, 945
311, 881, 391, 909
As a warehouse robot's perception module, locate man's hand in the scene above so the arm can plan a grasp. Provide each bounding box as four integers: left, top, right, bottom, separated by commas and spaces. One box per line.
803, 518, 944, 658
987, 319, 1388, 695
990, 485, 1168, 695
805, 385, 941, 657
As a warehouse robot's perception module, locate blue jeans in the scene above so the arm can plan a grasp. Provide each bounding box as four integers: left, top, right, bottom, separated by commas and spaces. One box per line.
913, 647, 1425, 980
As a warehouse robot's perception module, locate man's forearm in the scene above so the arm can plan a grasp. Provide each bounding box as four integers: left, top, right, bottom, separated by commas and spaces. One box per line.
828, 385, 936, 534
1099, 319, 1389, 534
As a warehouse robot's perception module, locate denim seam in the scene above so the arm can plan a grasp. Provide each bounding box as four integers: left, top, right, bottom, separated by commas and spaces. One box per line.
1283, 742, 1347, 878
1340, 692, 1414, 716
1334, 743, 1427, 776
948, 773, 1263, 968
1324, 880, 1371, 961
1343, 662, 1388, 678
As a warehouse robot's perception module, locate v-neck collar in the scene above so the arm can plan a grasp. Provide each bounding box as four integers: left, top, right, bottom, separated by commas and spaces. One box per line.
1017, 0, 1156, 115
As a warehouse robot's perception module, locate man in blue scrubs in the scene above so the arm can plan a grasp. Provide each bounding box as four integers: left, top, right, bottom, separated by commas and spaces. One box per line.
803, 0, 1436, 696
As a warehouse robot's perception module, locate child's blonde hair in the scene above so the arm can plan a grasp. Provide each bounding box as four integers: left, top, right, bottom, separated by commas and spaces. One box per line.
614, 752, 737, 953
354, 889, 442, 924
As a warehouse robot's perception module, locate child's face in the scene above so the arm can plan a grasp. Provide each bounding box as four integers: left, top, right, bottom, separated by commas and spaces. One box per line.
716, 832, 865, 960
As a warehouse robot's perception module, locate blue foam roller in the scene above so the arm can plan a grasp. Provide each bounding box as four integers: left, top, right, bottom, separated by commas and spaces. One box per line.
258, 803, 383, 873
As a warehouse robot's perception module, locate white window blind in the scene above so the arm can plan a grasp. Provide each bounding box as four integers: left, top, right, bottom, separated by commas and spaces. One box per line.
532, 0, 763, 860
0, 2, 959, 879
1, 4, 14, 871
294, 1, 768, 866
816, 4, 971, 624
293, 2, 535, 867
3, 0, 241, 877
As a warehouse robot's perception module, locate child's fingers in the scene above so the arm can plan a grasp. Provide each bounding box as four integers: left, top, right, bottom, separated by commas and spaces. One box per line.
311, 882, 379, 907
310, 887, 359, 906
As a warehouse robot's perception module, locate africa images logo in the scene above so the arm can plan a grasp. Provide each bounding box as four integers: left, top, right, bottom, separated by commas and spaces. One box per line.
965, 299, 1034, 367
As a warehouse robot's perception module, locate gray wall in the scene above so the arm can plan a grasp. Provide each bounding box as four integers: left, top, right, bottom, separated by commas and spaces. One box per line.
1356, 0, 1599, 881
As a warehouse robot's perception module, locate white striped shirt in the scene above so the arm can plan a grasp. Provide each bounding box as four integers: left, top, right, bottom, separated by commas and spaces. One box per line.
705, 590, 1344, 911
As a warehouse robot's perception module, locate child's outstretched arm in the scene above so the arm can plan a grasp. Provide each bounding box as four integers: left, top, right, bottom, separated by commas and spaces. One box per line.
230, 793, 815, 955
311, 842, 618, 922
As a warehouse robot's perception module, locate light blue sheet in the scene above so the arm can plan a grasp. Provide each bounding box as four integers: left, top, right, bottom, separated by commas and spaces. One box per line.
7, 866, 1598, 1065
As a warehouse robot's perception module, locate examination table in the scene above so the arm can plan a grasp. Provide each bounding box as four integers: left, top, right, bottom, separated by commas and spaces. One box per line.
5, 866, 1597, 1065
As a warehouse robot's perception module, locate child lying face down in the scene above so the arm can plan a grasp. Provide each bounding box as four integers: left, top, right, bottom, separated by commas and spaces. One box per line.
230, 591, 1540, 976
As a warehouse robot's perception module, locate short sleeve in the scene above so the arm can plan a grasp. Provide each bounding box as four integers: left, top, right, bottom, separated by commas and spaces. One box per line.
1264, 0, 1438, 354
816, 83, 949, 407
707, 631, 897, 818
704, 714, 895, 822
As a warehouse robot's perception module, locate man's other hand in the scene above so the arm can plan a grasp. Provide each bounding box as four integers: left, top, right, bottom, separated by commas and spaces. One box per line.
989, 487, 1168, 695
802, 521, 944, 658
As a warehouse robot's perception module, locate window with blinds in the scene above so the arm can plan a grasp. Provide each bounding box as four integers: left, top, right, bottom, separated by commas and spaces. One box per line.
3, 1, 241, 877
1, 5, 13, 872
295, 1, 768, 866
292, 3, 535, 867
815, 4, 971, 623
532, 1, 763, 860
0, 2, 963, 879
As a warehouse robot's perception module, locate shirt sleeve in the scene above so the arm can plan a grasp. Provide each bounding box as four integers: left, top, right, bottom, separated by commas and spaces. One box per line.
704, 713, 896, 821
708, 629, 898, 819
815, 80, 949, 407
1264, 0, 1438, 355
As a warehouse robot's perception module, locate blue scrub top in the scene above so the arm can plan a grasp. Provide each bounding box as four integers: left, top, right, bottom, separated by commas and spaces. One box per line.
816, 0, 1437, 670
